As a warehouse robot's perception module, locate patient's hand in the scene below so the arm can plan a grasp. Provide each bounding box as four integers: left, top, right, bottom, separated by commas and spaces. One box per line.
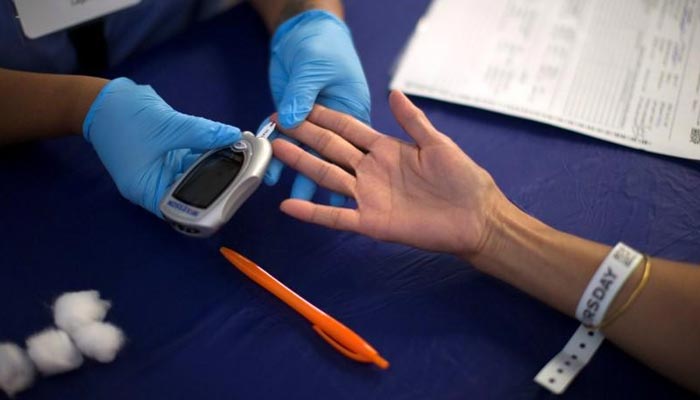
272, 91, 511, 258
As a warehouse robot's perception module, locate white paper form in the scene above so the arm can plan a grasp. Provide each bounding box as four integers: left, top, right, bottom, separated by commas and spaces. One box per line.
391, 0, 700, 160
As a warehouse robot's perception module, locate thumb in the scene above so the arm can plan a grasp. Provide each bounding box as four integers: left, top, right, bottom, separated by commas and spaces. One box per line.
167, 115, 242, 151
277, 79, 322, 129
388, 91, 443, 148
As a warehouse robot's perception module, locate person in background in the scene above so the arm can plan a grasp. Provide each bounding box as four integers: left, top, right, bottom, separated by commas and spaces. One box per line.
269, 91, 700, 394
0, 0, 368, 216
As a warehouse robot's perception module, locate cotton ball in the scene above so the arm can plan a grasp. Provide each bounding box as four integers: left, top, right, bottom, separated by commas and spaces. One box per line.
71, 322, 125, 363
26, 329, 83, 375
0, 343, 35, 397
53, 290, 111, 334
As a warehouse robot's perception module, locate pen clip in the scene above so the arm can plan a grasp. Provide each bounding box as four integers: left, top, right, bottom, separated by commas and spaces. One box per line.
312, 325, 373, 363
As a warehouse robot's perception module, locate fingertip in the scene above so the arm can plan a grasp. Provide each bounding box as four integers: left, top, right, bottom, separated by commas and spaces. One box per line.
278, 113, 303, 129
151, 191, 166, 220
270, 138, 289, 159
212, 124, 242, 147
278, 99, 295, 128
266, 114, 280, 133
279, 198, 308, 218
226, 124, 243, 137
270, 137, 285, 148
388, 90, 409, 112
271, 134, 300, 155
279, 87, 317, 128
279, 198, 294, 213
258, 116, 284, 143
389, 89, 405, 100
388, 90, 441, 147
279, 99, 313, 129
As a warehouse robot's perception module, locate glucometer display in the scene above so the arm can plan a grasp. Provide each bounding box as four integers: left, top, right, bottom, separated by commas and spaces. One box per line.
173, 149, 244, 209
160, 126, 274, 237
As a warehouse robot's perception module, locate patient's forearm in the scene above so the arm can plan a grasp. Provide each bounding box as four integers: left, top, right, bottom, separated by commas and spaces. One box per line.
0, 68, 107, 145
468, 203, 700, 393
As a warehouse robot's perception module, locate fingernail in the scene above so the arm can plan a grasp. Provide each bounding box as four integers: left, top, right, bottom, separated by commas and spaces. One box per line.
221, 125, 241, 138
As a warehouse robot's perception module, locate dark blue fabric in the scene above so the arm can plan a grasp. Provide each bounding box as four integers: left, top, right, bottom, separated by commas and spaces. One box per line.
0, 0, 214, 73
1, 1, 699, 399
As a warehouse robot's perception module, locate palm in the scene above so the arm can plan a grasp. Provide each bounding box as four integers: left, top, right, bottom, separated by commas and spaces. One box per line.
352, 137, 491, 254
273, 91, 503, 257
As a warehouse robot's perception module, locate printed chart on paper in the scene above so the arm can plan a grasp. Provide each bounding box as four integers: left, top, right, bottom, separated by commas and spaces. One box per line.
391, 0, 700, 159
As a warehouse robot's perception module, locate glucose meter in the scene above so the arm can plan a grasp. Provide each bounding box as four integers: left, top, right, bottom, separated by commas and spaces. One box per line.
159, 123, 275, 237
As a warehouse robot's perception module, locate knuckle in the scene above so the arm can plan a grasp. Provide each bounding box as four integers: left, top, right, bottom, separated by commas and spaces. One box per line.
329, 208, 342, 228
288, 147, 304, 169
315, 130, 334, 153
349, 153, 363, 169
334, 114, 352, 133
341, 175, 355, 195
311, 207, 322, 224
316, 164, 331, 184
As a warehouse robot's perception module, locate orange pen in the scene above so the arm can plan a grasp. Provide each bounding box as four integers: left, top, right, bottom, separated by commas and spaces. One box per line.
220, 247, 389, 369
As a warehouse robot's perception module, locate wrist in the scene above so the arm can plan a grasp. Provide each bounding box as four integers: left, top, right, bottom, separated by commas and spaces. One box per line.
275, 1, 343, 31
466, 199, 611, 317
67, 76, 108, 137
272, 9, 348, 47
463, 198, 547, 268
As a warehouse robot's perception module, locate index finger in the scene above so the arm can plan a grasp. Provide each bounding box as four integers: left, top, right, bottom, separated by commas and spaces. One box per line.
308, 105, 384, 150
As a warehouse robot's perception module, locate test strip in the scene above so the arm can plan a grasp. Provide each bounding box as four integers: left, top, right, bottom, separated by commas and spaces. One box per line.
257, 122, 276, 140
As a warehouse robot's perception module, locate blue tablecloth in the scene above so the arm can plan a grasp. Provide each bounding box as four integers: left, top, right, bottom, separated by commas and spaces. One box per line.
2, 1, 699, 399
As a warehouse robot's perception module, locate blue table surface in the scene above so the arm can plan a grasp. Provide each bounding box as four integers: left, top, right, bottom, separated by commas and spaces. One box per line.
2, 1, 699, 399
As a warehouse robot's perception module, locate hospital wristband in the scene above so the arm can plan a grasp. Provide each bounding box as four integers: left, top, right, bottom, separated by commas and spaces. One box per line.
598, 254, 650, 329
576, 243, 645, 327
534, 243, 645, 394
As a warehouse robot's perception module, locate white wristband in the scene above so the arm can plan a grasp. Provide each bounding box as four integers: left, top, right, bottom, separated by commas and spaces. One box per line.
534, 243, 644, 394
534, 325, 604, 394
575, 242, 644, 327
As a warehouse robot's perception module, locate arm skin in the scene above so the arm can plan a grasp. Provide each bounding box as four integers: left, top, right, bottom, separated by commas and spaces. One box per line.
474, 199, 700, 394
0, 0, 340, 142
249, 0, 343, 32
0, 68, 107, 145
0, 0, 341, 143
269, 91, 700, 393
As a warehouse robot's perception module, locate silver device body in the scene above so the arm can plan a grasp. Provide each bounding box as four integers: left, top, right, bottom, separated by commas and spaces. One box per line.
159, 131, 272, 237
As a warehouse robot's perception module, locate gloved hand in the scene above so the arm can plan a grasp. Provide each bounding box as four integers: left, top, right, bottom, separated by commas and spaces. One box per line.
83, 77, 241, 217
264, 10, 370, 204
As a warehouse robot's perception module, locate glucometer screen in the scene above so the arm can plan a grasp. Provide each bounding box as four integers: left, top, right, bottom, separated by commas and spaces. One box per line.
173, 149, 244, 209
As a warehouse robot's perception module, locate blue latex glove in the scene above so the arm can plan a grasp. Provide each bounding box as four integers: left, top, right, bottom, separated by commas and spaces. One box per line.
83, 77, 241, 217
265, 10, 370, 204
